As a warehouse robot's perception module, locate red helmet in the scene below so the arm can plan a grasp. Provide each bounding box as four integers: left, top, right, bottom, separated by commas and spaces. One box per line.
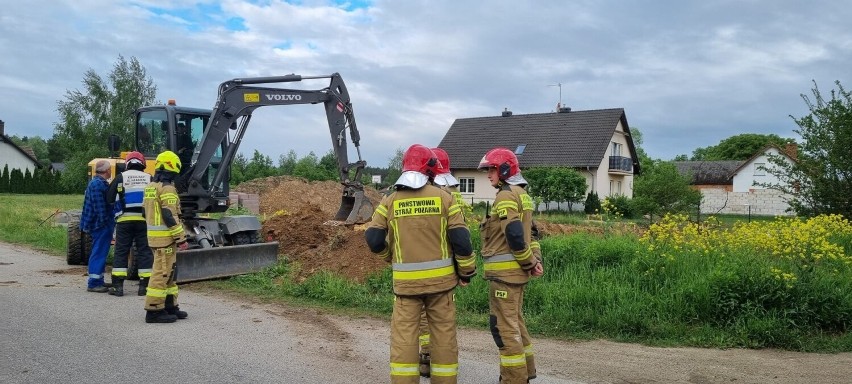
430, 147, 451, 175
478, 147, 519, 180
125, 151, 145, 167
402, 144, 439, 177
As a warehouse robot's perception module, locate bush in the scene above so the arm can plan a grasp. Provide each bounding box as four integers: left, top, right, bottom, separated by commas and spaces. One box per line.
584, 192, 601, 214
606, 195, 635, 219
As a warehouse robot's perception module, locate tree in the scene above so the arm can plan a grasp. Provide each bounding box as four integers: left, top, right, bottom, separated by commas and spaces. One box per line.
690, 133, 794, 161
230, 152, 249, 186
278, 150, 298, 175
545, 168, 586, 212
632, 160, 701, 220
53, 55, 157, 192
0, 165, 8, 193
244, 150, 277, 181
384, 147, 404, 188
761, 80, 852, 218
318, 150, 339, 181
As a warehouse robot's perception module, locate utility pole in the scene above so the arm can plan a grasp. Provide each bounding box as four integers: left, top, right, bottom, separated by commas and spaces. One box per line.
548, 82, 563, 108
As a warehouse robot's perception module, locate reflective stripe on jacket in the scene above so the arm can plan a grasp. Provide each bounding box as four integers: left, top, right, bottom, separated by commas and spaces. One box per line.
143, 181, 186, 247
367, 184, 474, 295
480, 184, 536, 284
116, 170, 151, 222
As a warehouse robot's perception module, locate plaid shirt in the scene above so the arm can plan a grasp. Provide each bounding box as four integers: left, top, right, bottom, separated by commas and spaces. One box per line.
80, 175, 114, 232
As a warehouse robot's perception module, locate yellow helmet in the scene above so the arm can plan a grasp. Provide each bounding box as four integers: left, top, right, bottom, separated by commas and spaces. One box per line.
155, 150, 181, 173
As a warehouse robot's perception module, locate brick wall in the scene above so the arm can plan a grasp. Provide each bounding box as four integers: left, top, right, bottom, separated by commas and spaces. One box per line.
699, 187, 793, 216
228, 192, 261, 214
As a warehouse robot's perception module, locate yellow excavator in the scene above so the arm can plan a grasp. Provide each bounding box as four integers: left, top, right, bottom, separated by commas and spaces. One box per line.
66, 73, 374, 282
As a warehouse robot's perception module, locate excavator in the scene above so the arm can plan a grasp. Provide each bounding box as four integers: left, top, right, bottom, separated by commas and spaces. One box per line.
66, 73, 374, 282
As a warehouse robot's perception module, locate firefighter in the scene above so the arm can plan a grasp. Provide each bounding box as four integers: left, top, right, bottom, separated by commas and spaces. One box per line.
106, 151, 154, 297
477, 148, 544, 384
365, 144, 476, 384
142, 150, 189, 324
412, 147, 467, 377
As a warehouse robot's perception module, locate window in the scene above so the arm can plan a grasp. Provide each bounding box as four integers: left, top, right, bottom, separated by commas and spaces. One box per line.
610, 180, 622, 195
459, 177, 475, 193
514, 144, 527, 155
754, 163, 766, 176
611, 142, 623, 157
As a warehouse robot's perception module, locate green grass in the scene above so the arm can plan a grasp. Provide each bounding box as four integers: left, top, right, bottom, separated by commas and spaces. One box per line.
0, 194, 83, 254
5, 194, 852, 352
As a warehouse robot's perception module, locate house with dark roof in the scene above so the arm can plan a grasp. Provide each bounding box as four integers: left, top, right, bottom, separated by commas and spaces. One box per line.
438, 107, 639, 203
673, 161, 742, 191
673, 144, 797, 216
0, 120, 41, 173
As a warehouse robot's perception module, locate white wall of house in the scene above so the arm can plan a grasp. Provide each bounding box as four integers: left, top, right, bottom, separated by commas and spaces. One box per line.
0, 141, 38, 173
732, 147, 793, 192
699, 187, 793, 216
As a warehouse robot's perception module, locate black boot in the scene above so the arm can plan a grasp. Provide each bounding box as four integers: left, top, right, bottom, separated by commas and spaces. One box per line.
419, 353, 431, 377
145, 310, 177, 323
137, 277, 149, 296
108, 277, 124, 296
165, 295, 188, 319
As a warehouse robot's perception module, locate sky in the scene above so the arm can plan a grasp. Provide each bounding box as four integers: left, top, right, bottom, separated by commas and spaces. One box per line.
1, 0, 850, 168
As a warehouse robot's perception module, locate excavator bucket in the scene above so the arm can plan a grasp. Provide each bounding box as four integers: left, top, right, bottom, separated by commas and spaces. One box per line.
175, 242, 279, 283
336, 190, 375, 225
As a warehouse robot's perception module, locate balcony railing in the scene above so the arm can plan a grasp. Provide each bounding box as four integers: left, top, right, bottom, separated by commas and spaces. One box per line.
608, 156, 633, 173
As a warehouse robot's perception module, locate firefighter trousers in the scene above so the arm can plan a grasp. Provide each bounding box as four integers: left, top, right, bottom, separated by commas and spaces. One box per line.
144, 245, 178, 311
419, 310, 431, 355
489, 280, 536, 384
391, 290, 458, 384
112, 221, 154, 279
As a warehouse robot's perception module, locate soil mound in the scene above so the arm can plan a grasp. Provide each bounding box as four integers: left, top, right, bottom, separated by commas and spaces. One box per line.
235, 176, 386, 282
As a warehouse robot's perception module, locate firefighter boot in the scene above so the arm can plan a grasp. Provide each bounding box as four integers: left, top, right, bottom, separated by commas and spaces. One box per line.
165, 295, 188, 319
108, 277, 124, 296
137, 277, 149, 296
145, 310, 177, 323
419, 353, 431, 377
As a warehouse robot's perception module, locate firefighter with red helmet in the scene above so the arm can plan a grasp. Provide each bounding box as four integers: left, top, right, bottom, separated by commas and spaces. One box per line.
478, 147, 544, 384
411, 147, 468, 377
106, 151, 155, 297
365, 144, 476, 384
142, 151, 189, 324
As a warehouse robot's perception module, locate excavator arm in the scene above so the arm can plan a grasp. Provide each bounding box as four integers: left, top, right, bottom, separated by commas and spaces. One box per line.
185, 73, 373, 224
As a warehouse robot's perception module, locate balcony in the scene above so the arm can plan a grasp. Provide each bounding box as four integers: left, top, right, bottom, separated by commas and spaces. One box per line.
608, 156, 633, 174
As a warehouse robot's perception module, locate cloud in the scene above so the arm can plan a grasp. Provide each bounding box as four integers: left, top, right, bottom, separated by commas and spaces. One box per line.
0, 0, 849, 166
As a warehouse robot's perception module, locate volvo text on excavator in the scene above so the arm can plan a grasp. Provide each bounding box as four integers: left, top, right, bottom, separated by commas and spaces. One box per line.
66, 73, 374, 282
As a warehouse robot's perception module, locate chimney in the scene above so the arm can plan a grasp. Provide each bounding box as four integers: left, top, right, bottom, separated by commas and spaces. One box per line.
501, 108, 513, 117
784, 142, 798, 160
0, 120, 4, 136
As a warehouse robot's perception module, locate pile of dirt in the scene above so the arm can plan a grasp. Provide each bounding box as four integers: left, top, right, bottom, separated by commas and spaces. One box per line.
235, 176, 386, 282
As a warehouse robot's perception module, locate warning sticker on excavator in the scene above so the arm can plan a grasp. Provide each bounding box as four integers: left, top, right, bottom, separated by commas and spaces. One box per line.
244, 93, 260, 103
336, 102, 344, 112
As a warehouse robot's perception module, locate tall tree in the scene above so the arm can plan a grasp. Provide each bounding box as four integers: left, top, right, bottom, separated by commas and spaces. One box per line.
53, 55, 157, 192
244, 150, 277, 181
761, 80, 852, 218
278, 150, 298, 175
690, 133, 794, 161
10, 135, 50, 167
0, 165, 8, 193
632, 160, 701, 220
384, 147, 404, 187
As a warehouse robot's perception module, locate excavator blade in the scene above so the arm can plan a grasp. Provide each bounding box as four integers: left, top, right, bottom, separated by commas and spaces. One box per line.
175, 242, 279, 283
336, 190, 375, 225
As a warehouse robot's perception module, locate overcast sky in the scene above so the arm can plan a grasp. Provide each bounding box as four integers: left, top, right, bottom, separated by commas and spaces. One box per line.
1, 0, 849, 167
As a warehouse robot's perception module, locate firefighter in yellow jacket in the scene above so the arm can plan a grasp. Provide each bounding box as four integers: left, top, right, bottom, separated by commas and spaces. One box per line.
365, 144, 476, 384
478, 147, 544, 384
142, 150, 189, 324
411, 147, 468, 377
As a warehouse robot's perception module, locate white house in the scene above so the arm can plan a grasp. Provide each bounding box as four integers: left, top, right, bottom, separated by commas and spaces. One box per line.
0, 120, 41, 174
731, 145, 796, 193
437, 107, 640, 205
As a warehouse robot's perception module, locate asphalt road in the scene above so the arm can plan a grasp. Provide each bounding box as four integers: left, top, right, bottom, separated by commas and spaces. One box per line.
0, 242, 581, 384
